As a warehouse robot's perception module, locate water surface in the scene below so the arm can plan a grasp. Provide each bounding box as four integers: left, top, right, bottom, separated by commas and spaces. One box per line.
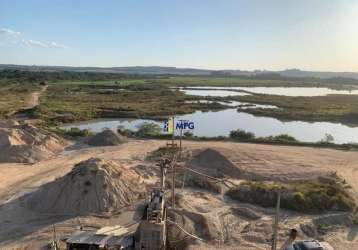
62, 109, 358, 144
182, 86, 358, 97
179, 88, 249, 97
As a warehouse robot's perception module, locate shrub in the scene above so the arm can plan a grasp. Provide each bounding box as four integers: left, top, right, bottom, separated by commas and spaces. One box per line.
135, 122, 162, 137
59, 127, 93, 137
272, 134, 298, 142
117, 125, 135, 137
146, 146, 179, 161
320, 133, 335, 144
183, 131, 194, 138
230, 129, 255, 141
227, 178, 356, 213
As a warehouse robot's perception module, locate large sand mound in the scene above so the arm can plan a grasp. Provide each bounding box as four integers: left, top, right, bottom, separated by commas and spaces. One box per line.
25, 157, 145, 215
0, 122, 65, 163
87, 129, 125, 146
187, 148, 241, 178
168, 208, 219, 247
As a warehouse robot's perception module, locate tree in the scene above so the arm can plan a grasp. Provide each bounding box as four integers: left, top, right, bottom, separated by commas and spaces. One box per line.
229, 129, 255, 141
135, 122, 162, 137
321, 133, 335, 144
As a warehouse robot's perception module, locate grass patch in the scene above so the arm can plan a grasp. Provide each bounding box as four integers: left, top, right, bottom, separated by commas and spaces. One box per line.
36, 83, 216, 123
0, 83, 41, 117
235, 93, 358, 126
146, 146, 179, 161
47, 127, 93, 138
227, 177, 356, 213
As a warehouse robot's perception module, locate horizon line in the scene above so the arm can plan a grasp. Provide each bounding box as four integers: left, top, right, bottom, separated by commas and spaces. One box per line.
1, 63, 357, 74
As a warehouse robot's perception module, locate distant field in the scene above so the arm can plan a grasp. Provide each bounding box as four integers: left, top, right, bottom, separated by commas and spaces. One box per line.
150, 76, 319, 87
149, 76, 358, 90
36, 83, 221, 123
233, 93, 358, 125
50, 76, 318, 87
53, 78, 149, 86
2, 75, 358, 126
0, 84, 41, 117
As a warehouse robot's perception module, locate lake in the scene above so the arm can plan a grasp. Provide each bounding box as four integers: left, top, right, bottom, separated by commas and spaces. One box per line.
179, 88, 250, 97
62, 109, 358, 144
184, 100, 278, 108
180, 86, 358, 97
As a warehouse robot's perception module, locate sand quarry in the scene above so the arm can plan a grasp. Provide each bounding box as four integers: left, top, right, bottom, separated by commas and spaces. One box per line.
0, 121, 65, 163
0, 124, 358, 249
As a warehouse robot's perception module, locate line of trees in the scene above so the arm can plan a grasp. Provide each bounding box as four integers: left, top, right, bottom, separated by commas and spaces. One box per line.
0, 69, 150, 84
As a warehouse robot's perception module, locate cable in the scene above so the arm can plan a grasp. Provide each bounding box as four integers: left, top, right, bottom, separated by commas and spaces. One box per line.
166, 219, 205, 242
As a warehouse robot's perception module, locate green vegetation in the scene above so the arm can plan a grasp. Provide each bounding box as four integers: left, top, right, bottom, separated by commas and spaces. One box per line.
112, 125, 358, 150
0, 69, 151, 84
227, 177, 356, 213
3, 70, 358, 136
235, 93, 358, 126
229, 129, 298, 143
49, 127, 93, 138
3, 70, 358, 127
135, 122, 162, 137
0, 83, 41, 117
151, 75, 358, 89
117, 125, 135, 137
146, 146, 179, 161
35, 83, 216, 123
227, 129, 358, 148
271, 134, 298, 142
229, 129, 255, 140
151, 76, 294, 87
152, 76, 358, 126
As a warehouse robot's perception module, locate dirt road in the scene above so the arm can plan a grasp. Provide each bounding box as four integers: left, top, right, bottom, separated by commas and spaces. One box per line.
23, 85, 47, 109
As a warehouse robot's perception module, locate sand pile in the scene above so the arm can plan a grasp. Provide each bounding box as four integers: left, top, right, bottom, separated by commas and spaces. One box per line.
87, 129, 125, 146
0, 119, 19, 128
0, 122, 65, 163
187, 148, 241, 179
25, 157, 145, 215
167, 208, 220, 248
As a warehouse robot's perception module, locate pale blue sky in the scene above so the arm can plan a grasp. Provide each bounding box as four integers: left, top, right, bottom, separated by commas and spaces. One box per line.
0, 0, 357, 71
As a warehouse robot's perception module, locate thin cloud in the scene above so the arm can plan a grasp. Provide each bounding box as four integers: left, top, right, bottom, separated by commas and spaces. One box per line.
0, 27, 68, 49
0, 28, 21, 36
22, 39, 48, 48
49, 41, 68, 49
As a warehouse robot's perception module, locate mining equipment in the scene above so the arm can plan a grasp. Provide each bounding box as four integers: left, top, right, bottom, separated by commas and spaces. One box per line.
62, 147, 334, 250
134, 158, 170, 250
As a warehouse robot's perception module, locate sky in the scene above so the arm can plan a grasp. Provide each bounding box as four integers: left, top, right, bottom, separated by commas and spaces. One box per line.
0, 0, 357, 71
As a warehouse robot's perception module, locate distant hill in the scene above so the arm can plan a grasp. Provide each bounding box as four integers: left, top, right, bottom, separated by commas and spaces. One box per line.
0, 64, 214, 75
0, 64, 357, 79
277, 69, 358, 79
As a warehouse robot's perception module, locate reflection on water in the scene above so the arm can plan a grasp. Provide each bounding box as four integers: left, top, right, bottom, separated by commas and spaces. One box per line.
181, 86, 358, 97
185, 100, 278, 109
179, 88, 250, 97
62, 109, 358, 144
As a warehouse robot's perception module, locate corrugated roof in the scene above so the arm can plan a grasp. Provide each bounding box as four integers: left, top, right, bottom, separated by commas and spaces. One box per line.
96, 225, 129, 236
66, 231, 107, 245
66, 226, 133, 247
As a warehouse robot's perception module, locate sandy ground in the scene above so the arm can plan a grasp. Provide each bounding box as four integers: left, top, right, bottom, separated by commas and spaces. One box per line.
1, 140, 358, 249
23, 86, 47, 110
